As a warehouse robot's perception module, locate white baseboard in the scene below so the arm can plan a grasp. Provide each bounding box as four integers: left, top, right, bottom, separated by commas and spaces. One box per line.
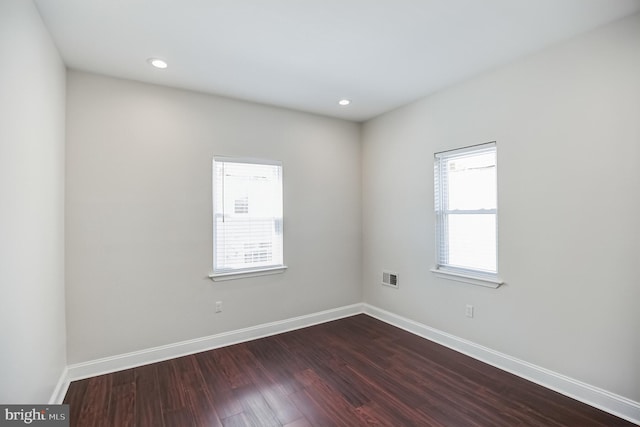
66, 303, 363, 382
49, 367, 69, 404
363, 303, 640, 425
60, 302, 639, 424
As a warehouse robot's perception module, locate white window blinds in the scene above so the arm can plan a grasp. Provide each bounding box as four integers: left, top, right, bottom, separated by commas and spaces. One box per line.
213, 157, 284, 274
434, 143, 497, 278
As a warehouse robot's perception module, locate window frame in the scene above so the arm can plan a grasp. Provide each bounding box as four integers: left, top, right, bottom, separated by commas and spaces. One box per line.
431, 142, 503, 288
209, 156, 287, 282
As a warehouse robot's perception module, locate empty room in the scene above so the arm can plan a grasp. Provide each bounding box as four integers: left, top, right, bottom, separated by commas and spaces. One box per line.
1, 0, 639, 425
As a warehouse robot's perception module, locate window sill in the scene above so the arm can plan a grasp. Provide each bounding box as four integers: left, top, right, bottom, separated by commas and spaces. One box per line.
209, 266, 288, 282
430, 267, 503, 288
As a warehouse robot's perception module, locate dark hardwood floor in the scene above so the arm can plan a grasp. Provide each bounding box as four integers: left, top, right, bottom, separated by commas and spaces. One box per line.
63, 314, 635, 426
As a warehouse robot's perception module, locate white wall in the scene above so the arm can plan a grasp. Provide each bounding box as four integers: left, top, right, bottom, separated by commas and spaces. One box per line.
65, 71, 362, 363
0, 0, 67, 403
362, 13, 640, 402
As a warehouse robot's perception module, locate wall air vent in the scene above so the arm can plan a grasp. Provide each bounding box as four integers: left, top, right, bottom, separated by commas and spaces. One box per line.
382, 271, 398, 288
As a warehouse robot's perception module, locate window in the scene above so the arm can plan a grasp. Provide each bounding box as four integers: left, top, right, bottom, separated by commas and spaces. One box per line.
432, 142, 502, 287
211, 157, 286, 280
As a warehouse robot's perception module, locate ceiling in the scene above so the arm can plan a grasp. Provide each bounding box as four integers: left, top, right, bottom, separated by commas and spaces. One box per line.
35, 0, 640, 122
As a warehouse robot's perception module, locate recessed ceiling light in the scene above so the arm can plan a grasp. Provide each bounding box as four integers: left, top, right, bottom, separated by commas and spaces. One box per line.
338, 99, 351, 106
148, 58, 168, 69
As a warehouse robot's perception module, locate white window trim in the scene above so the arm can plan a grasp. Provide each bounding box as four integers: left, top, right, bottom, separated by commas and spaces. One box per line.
209, 265, 288, 282
431, 267, 503, 288
211, 156, 285, 280
213, 155, 282, 166
433, 142, 502, 288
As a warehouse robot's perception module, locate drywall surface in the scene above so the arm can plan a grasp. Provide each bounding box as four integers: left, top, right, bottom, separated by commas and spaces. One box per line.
65, 71, 361, 363
362, 13, 640, 401
0, 0, 67, 403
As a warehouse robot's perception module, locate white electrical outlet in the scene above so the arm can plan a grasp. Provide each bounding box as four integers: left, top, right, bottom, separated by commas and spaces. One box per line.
465, 304, 474, 318
215, 301, 222, 313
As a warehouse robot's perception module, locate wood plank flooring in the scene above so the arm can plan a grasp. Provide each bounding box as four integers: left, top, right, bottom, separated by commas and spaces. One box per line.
63, 314, 635, 426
